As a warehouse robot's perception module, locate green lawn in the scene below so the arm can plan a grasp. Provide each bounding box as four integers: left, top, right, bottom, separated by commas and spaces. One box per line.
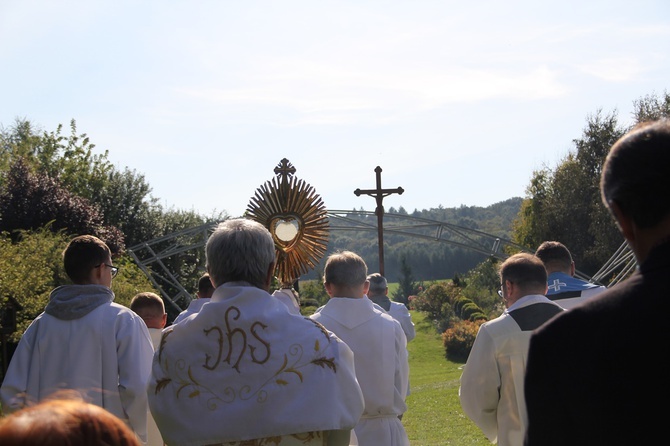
403, 311, 490, 445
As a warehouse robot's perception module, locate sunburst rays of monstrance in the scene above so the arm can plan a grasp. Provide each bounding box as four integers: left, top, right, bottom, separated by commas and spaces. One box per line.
245, 159, 329, 289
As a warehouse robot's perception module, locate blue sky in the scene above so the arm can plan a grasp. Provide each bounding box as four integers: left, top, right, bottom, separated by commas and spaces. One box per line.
1, 0, 668, 218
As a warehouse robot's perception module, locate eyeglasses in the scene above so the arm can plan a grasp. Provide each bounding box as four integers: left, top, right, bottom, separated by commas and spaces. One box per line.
498, 287, 504, 298
97, 263, 119, 278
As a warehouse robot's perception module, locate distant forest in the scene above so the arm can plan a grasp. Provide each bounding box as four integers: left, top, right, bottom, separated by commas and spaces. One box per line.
302, 197, 523, 283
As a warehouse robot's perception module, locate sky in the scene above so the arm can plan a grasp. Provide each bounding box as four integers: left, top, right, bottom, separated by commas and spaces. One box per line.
1, 0, 668, 219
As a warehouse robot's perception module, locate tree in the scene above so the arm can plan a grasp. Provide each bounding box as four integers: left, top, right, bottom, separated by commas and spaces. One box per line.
92, 168, 163, 248
0, 158, 125, 253
510, 93, 670, 276
0, 118, 113, 200
392, 256, 419, 306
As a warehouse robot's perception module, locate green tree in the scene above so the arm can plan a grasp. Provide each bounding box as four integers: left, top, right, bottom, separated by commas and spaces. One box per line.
0, 118, 112, 200
0, 159, 125, 253
93, 168, 163, 248
461, 256, 503, 319
393, 256, 419, 306
512, 92, 670, 276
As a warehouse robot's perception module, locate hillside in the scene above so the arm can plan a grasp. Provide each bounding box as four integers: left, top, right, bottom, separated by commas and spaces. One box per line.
303, 197, 523, 281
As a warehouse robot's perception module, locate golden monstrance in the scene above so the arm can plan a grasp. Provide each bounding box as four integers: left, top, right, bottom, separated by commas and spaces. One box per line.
245, 158, 329, 289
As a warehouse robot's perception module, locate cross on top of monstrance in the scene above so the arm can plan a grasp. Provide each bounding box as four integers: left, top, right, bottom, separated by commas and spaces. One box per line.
245, 158, 329, 289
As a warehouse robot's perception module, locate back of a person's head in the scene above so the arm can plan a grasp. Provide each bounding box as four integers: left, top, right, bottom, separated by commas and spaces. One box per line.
197, 273, 215, 297
324, 251, 368, 287
130, 292, 166, 328
601, 119, 670, 229
0, 398, 141, 446
499, 252, 547, 293
535, 241, 573, 273
367, 272, 388, 296
206, 218, 276, 289
63, 235, 111, 284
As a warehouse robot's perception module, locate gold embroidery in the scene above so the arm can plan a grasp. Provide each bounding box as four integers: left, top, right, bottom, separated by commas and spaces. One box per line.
306, 319, 331, 343
250, 321, 271, 364
224, 306, 248, 372
154, 377, 171, 394
157, 307, 338, 408
310, 357, 336, 373
158, 327, 173, 363
203, 326, 224, 370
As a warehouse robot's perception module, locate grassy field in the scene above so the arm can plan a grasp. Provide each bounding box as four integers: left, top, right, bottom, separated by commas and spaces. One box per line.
403, 311, 490, 445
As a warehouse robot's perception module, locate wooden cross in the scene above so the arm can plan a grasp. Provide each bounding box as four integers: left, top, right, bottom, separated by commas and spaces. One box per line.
354, 166, 404, 276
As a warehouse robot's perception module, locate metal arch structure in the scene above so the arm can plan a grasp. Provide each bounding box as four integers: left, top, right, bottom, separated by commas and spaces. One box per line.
328, 210, 525, 261
128, 210, 636, 311
127, 221, 218, 313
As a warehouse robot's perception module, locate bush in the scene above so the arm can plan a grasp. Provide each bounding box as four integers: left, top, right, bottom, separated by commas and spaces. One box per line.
460, 301, 485, 321
442, 319, 485, 362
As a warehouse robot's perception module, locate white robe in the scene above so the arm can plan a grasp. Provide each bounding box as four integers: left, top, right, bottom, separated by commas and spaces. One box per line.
311, 297, 410, 446
0, 285, 154, 443
148, 283, 364, 446
173, 297, 211, 324
459, 294, 564, 446
146, 328, 165, 446
272, 289, 301, 315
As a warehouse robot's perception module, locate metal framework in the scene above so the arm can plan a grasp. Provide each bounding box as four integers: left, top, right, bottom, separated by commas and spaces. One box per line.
128, 210, 635, 311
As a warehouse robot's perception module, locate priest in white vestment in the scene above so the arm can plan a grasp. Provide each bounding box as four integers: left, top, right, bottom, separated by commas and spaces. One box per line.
311, 251, 410, 446
148, 219, 364, 446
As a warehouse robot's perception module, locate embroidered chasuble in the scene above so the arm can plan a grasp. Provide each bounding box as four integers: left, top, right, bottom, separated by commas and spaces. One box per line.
148, 284, 364, 446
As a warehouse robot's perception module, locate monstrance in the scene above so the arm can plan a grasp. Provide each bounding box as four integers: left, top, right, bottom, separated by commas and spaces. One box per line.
245, 158, 329, 289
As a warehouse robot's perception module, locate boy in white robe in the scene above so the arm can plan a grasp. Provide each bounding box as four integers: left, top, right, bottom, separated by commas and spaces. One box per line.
311, 251, 410, 446
0, 235, 154, 443
130, 292, 168, 446
147, 219, 364, 446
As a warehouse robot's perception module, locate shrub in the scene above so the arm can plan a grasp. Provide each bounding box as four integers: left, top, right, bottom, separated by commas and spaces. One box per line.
460, 301, 485, 321
468, 312, 488, 322
442, 319, 485, 362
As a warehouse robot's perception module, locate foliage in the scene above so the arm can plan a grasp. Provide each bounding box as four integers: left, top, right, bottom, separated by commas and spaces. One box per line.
111, 257, 162, 308
410, 282, 457, 332
296, 277, 329, 309
92, 168, 162, 248
0, 229, 158, 342
0, 118, 231, 310
460, 256, 504, 319
392, 256, 420, 306
512, 91, 670, 277
0, 119, 113, 198
442, 319, 485, 362
0, 159, 125, 253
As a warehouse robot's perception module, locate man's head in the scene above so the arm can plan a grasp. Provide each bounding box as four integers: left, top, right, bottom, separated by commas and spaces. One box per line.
367, 273, 388, 298
130, 292, 167, 329
535, 241, 575, 276
197, 273, 215, 298
323, 251, 369, 299
499, 253, 548, 307
601, 119, 670, 262
206, 218, 276, 290
63, 235, 116, 287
